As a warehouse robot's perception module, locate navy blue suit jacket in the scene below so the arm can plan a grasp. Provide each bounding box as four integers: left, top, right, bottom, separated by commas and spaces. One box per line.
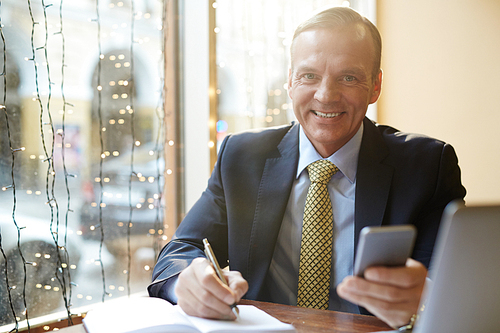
149, 118, 466, 307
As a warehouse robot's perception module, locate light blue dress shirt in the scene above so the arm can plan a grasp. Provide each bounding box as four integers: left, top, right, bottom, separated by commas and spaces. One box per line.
266, 123, 363, 313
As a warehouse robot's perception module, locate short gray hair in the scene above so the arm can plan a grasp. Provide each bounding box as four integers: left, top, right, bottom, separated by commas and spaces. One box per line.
291, 6, 382, 79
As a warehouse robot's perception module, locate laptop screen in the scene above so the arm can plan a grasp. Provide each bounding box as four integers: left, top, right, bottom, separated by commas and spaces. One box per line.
414, 201, 500, 333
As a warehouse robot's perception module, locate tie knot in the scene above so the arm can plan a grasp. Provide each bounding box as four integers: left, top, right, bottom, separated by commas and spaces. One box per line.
307, 160, 338, 184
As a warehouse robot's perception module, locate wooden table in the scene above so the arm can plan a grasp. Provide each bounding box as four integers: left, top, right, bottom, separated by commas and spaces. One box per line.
52, 299, 392, 333
239, 300, 392, 333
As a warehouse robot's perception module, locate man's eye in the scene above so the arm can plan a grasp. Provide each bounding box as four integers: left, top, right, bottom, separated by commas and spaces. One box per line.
344, 75, 356, 82
304, 73, 315, 79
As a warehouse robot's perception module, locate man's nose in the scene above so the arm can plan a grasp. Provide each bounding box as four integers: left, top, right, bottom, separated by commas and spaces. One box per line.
314, 78, 341, 104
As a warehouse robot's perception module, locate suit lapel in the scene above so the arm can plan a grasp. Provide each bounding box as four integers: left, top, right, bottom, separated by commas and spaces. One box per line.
354, 118, 394, 256
246, 123, 299, 299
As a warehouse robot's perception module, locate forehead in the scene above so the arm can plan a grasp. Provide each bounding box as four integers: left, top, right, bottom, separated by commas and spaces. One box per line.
291, 25, 376, 71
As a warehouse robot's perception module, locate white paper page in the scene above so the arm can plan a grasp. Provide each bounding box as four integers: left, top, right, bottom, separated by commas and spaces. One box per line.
83, 296, 198, 333
178, 305, 296, 333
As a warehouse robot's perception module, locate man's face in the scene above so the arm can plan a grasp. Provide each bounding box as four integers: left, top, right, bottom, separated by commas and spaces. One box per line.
288, 25, 382, 157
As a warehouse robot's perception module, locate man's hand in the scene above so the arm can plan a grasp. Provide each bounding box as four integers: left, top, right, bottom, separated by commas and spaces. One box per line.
337, 258, 427, 328
174, 257, 249, 320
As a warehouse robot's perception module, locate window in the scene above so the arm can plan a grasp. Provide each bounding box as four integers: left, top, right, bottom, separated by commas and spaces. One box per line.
214, 0, 377, 147
0, 0, 167, 329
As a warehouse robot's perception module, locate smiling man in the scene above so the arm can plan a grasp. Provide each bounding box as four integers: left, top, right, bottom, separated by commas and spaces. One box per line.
149, 7, 466, 329
288, 25, 382, 157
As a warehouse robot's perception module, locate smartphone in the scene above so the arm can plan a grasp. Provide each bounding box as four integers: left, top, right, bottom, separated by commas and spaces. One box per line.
353, 225, 417, 277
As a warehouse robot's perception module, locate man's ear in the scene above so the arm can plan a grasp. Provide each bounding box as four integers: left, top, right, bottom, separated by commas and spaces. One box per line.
369, 69, 383, 104
287, 68, 293, 100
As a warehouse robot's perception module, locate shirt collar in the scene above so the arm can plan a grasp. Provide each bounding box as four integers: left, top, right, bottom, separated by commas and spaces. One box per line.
297, 122, 364, 184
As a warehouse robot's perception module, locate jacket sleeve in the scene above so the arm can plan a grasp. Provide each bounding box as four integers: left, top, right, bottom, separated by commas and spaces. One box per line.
147, 136, 231, 299
411, 143, 466, 268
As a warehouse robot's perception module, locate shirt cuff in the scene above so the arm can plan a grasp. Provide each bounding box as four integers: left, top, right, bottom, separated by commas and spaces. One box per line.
158, 274, 179, 304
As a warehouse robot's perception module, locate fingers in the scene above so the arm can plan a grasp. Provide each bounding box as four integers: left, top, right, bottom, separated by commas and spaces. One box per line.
339, 275, 422, 303
224, 270, 249, 302
175, 258, 247, 320
337, 280, 416, 328
337, 258, 427, 328
364, 258, 427, 288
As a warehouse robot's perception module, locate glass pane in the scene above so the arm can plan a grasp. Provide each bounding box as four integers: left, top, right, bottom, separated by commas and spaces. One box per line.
214, 0, 376, 148
0, 0, 165, 328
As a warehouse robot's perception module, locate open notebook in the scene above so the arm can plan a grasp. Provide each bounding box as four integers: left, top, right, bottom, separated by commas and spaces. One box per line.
83, 296, 296, 333
376, 201, 500, 333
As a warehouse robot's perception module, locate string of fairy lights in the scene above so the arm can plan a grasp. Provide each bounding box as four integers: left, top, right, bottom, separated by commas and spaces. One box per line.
40, 0, 74, 326
155, 3, 167, 264
1, 0, 168, 331
0, 1, 27, 332
126, 0, 136, 298
153, 2, 167, 262
28, 0, 74, 329
94, 0, 108, 305
56, 0, 76, 323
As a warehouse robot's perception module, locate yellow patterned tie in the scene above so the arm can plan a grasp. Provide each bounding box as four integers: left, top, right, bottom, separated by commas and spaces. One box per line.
297, 159, 338, 310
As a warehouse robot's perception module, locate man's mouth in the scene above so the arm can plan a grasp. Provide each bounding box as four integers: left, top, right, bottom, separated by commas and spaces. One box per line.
312, 110, 342, 118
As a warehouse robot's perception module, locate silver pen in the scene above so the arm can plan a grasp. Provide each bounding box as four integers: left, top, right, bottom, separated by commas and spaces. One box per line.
203, 238, 240, 318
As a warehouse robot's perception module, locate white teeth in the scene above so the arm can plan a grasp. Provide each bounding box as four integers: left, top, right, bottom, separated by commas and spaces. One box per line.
314, 110, 341, 118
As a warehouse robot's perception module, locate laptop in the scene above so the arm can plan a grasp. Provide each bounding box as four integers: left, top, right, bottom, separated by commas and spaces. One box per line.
377, 201, 500, 332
